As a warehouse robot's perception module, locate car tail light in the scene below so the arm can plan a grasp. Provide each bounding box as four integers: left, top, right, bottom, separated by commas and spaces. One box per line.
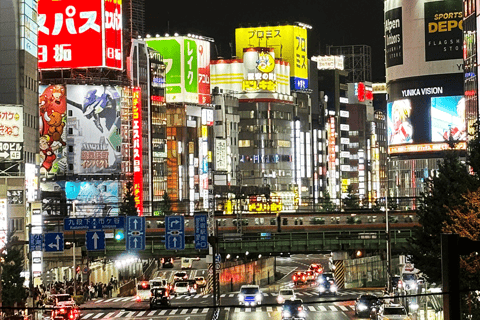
165, 291, 169, 297
302, 276, 306, 280
298, 306, 303, 311
60, 308, 65, 313
135, 295, 141, 302
293, 276, 296, 280
69, 313, 74, 319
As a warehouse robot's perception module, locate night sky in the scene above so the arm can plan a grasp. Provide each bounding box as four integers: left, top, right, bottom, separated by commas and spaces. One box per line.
145, 0, 386, 81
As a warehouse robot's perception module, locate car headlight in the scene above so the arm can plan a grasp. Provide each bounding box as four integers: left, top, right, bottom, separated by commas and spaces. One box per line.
277, 296, 284, 303
238, 294, 244, 301
319, 285, 325, 292
282, 311, 291, 318
298, 310, 307, 317
331, 285, 337, 291
410, 303, 419, 310
255, 293, 262, 301
358, 303, 368, 311
317, 278, 325, 283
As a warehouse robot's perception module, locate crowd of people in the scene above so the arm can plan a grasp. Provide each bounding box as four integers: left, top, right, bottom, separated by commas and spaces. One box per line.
33, 277, 119, 306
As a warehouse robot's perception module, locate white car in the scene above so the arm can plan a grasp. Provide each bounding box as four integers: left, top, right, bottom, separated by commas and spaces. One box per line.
277, 288, 295, 304
51, 294, 75, 307
238, 285, 262, 306
377, 304, 410, 320
173, 282, 190, 296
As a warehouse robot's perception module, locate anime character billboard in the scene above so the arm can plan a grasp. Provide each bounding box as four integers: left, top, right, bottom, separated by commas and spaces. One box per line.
39, 84, 67, 175
387, 99, 413, 145
431, 96, 466, 142
66, 85, 122, 174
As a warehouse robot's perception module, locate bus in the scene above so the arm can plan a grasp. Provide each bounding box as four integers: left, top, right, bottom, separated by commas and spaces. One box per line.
135, 280, 151, 302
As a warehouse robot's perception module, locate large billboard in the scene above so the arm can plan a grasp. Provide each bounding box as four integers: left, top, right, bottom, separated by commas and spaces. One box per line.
66, 85, 122, 174
387, 74, 465, 152
132, 87, 143, 216
146, 37, 211, 104
38, 0, 123, 70
235, 25, 308, 90
39, 85, 67, 174
385, 0, 463, 81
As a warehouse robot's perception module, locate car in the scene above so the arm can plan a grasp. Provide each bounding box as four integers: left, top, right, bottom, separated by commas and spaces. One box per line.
162, 257, 174, 268
282, 299, 307, 319
181, 257, 193, 269
149, 288, 171, 308
376, 304, 410, 320
391, 275, 402, 291
173, 271, 188, 282
401, 272, 418, 292
309, 263, 324, 274
292, 271, 307, 285
355, 294, 381, 318
51, 305, 79, 320
51, 294, 75, 307
238, 285, 262, 306
305, 270, 316, 281
186, 279, 198, 294
195, 276, 206, 288
318, 279, 337, 296
317, 272, 334, 284
277, 288, 295, 304
173, 282, 191, 296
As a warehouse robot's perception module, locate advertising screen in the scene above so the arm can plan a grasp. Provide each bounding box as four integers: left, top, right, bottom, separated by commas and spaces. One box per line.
146, 37, 211, 104
132, 87, 143, 216
39, 85, 67, 175
387, 74, 465, 153
235, 25, 308, 90
66, 85, 122, 174
385, 6, 403, 67
38, 0, 123, 70
65, 180, 119, 215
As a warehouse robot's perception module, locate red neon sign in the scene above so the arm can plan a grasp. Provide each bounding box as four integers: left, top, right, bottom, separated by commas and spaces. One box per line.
38, 0, 123, 70
132, 87, 143, 216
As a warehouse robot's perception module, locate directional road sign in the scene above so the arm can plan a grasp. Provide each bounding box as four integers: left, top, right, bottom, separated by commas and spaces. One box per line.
64, 216, 125, 231
44, 232, 64, 252
126, 216, 145, 250
29, 234, 43, 252
86, 231, 105, 251
194, 214, 208, 250
165, 216, 185, 250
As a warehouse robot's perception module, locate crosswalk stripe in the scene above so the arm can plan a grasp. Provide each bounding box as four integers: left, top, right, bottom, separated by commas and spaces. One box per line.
82, 313, 94, 319
94, 299, 105, 304
169, 309, 178, 315
229, 294, 234, 297
339, 305, 349, 311
329, 306, 337, 311
256, 307, 262, 312
147, 310, 156, 316
125, 311, 136, 317
220, 294, 226, 297
308, 306, 316, 311
319, 306, 327, 311
192, 308, 199, 314
159, 310, 167, 316
112, 298, 123, 302
136, 311, 146, 317
235, 308, 241, 313
114, 312, 125, 318
194, 294, 201, 298
245, 308, 251, 313
202, 308, 209, 313
105, 312, 115, 318
267, 307, 273, 312
180, 309, 188, 315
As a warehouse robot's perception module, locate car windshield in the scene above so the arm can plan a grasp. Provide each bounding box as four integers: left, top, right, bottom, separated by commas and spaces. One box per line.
56, 296, 71, 302
150, 281, 162, 287
384, 307, 407, 315
280, 290, 293, 296
153, 289, 167, 296
137, 283, 150, 290
403, 274, 416, 281
196, 277, 204, 281
175, 272, 186, 277
240, 288, 259, 294
323, 273, 333, 279
176, 282, 188, 287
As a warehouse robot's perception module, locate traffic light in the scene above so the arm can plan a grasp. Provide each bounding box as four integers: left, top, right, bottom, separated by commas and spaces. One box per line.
115, 229, 124, 241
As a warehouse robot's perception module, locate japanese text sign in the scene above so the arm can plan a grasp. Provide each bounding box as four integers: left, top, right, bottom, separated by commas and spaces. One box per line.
132, 87, 143, 216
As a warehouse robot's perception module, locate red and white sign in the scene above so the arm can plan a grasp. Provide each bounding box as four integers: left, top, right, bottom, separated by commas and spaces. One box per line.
197, 40, 211, 104
38, 0, 123, 70
132, 87, 143, 216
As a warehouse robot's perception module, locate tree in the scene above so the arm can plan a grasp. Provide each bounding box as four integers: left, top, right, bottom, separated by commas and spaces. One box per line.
1, 235, 26, 313
408, 149, 478, 284
120, 180, 137, 216
321, 192, 337, 212
158, 191, 171, 216
343, 185, 360, 210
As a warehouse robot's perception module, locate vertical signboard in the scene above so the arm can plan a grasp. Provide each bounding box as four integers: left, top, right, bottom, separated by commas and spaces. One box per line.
39, 85, 67, 174
66, 85, 122, 174
327, 117, 336, 197
21, 0, 38, 57
145, 37, 211, 104
235, 25, 308, 90
0, 105, 24, 161
424, 0, 463, 61
194, 214, 208, 250
0, 200, 6, 251
385, 7, 403, 67
37, 0, 123, 70
132, 87, 143, 216
215, 139, 227, 171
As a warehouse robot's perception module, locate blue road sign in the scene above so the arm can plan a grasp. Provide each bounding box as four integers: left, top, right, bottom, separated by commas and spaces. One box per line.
44, 232, 64, 252
165, 216, 185, 250
64, 217, 125, 231
29, 234, 43, 252
86, 231, 105, 251
194, 214, 208, 250
126, 216, 145, 250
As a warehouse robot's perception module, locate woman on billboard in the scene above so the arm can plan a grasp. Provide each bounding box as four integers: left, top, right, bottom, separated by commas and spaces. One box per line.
388, 99, 413, 145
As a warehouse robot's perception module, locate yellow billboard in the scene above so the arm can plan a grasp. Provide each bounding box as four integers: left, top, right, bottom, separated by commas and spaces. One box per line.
235, 25, 308, 89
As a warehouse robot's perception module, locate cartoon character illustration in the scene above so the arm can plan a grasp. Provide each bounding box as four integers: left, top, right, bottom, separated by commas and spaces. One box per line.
441, 97, 466, 141
39, 85, 67, 137
68, 87, 120, 133
256, 51, 275, 73
39, 135, 61, 172
43, 111, 66, 146
389, 99, 413, 145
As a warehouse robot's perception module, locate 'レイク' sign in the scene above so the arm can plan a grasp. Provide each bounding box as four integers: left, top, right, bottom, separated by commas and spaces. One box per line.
132, 87, 143, 216
38, 0, 123, 70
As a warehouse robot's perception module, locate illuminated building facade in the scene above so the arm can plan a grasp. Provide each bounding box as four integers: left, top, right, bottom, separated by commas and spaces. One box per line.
463, 0, 478, 136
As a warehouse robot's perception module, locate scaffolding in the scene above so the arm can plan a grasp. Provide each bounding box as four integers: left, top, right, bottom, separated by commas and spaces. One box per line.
326, 45, 372, 83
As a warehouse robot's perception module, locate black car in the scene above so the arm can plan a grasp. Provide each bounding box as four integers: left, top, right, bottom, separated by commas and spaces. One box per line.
355, 294, 381, 318
391, 275, 401, 291
150, 288, 171, 308
282, 299, 307, 320
318, 279, 337, 296
162, 257, 174, 268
